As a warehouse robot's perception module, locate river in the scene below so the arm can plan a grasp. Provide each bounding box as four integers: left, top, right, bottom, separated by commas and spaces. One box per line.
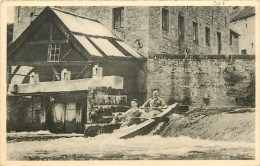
7, 134, 255, 160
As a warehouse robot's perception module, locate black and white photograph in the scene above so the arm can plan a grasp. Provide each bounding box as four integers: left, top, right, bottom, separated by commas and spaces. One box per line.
1, 1, 259, 165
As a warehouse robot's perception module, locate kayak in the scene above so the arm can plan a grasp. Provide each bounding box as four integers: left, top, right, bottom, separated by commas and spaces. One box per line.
112, 103, 178, 139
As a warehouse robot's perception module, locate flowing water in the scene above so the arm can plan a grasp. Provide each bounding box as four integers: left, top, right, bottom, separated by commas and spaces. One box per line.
7, 134, 255, 160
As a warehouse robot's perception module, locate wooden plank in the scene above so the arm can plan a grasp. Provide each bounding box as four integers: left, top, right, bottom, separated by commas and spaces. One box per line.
9, 66, 21, 81
108, 39, 134, 58
8, 76, 124, 94
51, 67, 60, 80
7, 61, 90, 66
86, 37, 109, 58
28, 39, 69, 45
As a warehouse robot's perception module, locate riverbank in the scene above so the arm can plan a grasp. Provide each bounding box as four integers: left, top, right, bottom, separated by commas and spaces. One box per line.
158, 107, 255, 143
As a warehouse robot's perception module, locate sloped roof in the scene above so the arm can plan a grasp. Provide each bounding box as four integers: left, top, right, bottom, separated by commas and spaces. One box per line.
52, 8, 116, 38
8, 6, 144, 60
230, 29, 240, 36
230, 6, 255, 22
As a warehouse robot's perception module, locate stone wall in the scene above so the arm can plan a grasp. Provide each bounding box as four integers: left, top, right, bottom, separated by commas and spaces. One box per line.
148, 6, 239, 55
13, 6, 238, 57
146, 54, 255, 107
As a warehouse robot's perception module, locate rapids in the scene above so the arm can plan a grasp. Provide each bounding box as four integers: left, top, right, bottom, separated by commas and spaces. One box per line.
7, 134, 255, 160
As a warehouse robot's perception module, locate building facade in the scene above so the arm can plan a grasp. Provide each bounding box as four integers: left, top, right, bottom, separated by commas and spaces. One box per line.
13, 6, 239, 57
229, 6, 255, 55
7, 7, 145, 132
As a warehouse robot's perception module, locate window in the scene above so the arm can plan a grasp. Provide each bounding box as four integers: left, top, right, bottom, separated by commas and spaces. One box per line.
205, 27, 210, 46
192, 22, 198, 44
178, 14, 185, 39
48, 44, 61, 62
229, 32, 233, 45
162, 8, 169, 32
17, 6, 21, 22
225, 17, 227, 27
217, 32, 222, 54
17, 6, 20, 18
30, 12, 35, 22
241, 49, 247, 54
113, 7, 124, 29
251, 43, 254, 48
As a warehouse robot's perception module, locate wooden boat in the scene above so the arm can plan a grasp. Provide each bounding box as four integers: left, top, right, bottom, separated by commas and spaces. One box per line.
112, 103, 178, 139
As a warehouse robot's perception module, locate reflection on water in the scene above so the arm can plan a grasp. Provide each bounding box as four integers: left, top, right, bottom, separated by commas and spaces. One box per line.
8, 135, 255, 160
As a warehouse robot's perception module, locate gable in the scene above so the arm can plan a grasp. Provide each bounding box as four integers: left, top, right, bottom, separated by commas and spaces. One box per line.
8, 6, 144, 66
9, 18, 86, 63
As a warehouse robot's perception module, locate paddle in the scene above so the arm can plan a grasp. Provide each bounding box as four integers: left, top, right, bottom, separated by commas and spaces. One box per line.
140, 107, 168, 109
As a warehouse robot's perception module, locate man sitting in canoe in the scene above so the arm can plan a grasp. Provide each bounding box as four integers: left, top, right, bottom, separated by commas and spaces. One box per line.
110, 99, 145, 127
140, 89, 168, 118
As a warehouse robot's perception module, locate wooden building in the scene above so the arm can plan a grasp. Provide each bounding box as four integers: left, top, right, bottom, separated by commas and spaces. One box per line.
7, 7, 146, 133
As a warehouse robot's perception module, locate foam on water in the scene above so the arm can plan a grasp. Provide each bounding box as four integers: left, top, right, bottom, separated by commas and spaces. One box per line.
7, 134, 255, 160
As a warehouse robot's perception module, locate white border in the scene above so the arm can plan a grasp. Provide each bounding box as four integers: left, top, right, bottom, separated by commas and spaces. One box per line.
1, 1, 259, 166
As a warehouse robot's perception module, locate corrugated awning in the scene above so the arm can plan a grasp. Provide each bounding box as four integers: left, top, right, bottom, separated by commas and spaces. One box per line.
51, 7, 144, 59
10, 66, 34, 84
73, 34, 143, 59
116, 41, 144, 59
73, 35, 103, 57
89, 37, 126, 57
53, 8, 116, 38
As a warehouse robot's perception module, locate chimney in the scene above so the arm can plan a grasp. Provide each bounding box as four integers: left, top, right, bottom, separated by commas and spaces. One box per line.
61, 69, 71, 81
92, 64, 103, 78
29, 72, 39, 84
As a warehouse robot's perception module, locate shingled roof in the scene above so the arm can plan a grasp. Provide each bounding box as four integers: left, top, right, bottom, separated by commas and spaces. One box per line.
230, 6, 255, 22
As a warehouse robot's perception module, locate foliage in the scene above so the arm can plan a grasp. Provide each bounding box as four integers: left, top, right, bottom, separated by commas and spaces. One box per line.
223, 66, 244, 86
223, 66, 255, 106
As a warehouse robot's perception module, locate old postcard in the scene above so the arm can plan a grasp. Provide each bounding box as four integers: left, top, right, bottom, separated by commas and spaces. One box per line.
0, 0, 259, 166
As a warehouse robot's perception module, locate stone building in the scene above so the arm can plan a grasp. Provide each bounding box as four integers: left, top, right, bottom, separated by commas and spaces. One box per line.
13, 6, 239, 57
229, 6, 255, 55
7, 23, 13, 45
10, 6, 254, 111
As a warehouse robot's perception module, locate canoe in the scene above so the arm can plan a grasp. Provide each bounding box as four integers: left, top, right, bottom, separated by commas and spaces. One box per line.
112, 103, 178, 139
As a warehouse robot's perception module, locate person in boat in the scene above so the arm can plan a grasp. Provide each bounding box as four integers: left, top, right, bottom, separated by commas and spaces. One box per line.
110, 99, 143, 126
89, 106, 101, 123
141, 89, 167, 118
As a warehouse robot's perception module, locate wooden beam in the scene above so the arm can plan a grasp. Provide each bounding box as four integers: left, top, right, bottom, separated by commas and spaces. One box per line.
27, 39, 69, 45
86, 37, 109, 58
51, 67, 60, 80
60, 49, 72, 61
7, 61, 90, 66
8, 76, 124, 94
76, 63, 89, 79
9, 66, 21, 81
